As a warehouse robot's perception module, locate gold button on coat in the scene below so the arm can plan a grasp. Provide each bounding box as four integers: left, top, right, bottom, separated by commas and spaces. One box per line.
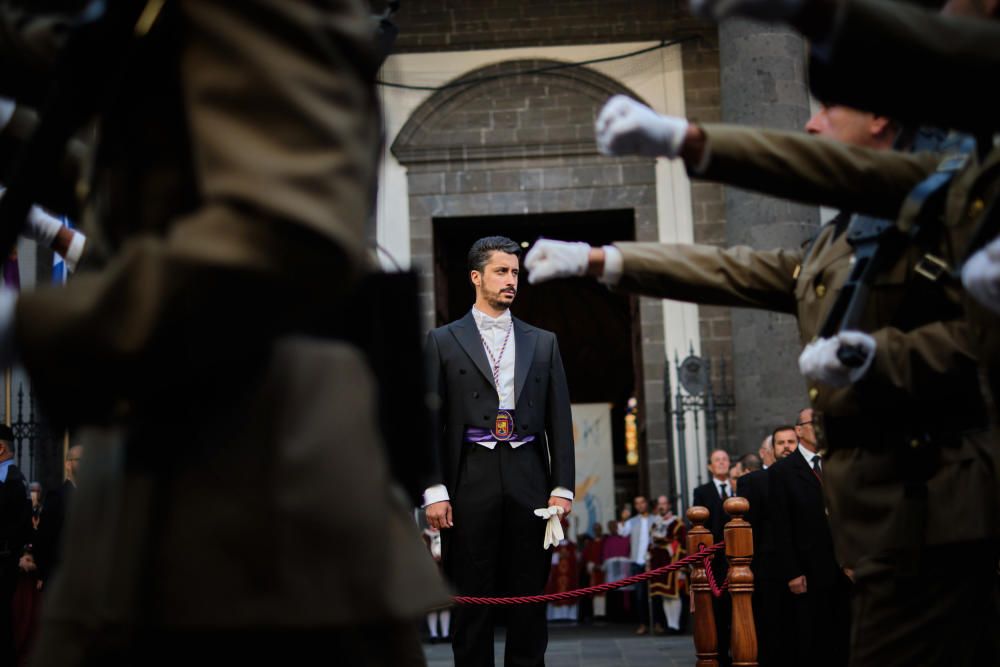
809, 387, 819, 401
969, 198, 986, 218
815, 284, 826, 297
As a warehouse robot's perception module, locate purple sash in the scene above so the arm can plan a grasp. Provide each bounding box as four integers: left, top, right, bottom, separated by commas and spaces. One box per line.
463, 425, 536, 444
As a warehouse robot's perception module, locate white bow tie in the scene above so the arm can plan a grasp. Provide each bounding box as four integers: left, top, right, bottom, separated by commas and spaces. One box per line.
479, 317, 510, 332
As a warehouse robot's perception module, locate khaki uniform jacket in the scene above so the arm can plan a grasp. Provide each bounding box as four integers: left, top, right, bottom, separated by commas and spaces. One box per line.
614, 124, 998, 567
2, 0, 447, 654
801, 0, 1000, 422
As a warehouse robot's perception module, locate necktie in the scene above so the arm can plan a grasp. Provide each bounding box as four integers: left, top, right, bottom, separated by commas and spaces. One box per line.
718, 483, 728, 499
811, 454, 823, 479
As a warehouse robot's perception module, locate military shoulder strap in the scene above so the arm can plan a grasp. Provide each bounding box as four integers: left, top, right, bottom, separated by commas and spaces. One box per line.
817, 136, 976, 366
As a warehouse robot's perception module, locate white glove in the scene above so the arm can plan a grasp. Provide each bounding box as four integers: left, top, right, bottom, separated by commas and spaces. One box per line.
25, 206, 65, 249
0, 187, 65, 250
595, 95, 688, 158
524, 239, 591, 284
798, 331, 876, 387
690, 0, 805, 21
962, 236, 1000, 316
534, 506, 565, 549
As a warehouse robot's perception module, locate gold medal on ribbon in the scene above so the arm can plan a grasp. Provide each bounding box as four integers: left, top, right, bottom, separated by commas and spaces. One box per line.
492, 410, 514, 441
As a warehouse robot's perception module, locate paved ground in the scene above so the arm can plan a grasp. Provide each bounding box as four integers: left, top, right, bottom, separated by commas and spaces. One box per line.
424, 622, 696, 666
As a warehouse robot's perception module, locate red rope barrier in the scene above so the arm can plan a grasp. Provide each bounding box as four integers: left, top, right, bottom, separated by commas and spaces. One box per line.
452, 541, 726, 605
704, 551, 729, 598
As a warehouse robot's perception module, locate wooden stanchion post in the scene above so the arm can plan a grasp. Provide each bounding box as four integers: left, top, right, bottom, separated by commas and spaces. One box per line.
687, 505, 718, 667
724, 497, 757, 666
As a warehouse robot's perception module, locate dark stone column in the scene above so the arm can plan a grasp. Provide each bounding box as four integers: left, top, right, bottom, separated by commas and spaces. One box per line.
718, 20, 819, 451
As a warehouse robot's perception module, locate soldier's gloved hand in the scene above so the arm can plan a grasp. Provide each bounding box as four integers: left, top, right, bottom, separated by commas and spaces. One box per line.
595, 95, 688, 158
689, 0, 806, 21
525, 239, 592, 284
24, 205, 64, 249
0, 188, 58, 247
798, 331, 876, 387
961, 237, 1000, 315
0, 288, 17, 369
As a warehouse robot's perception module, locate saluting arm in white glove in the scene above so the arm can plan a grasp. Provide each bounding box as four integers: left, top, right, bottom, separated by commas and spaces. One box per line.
595, 95, 691, 158
798, 330, 876, 387
594, 96, 711, 171
24, 206, 87, 272
0, 187, 87, 272
961, 236, 1000, 316
524, 239, 627, 286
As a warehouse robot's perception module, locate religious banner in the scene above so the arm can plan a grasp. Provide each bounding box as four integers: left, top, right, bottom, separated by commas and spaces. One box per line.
569, 403, 615, 539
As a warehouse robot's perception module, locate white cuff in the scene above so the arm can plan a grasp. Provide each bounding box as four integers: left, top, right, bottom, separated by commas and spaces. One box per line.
64, 231, 86, 273
599, 245, 624, 286
422, 484, 450, 507
690, 136, 712, 175
550, 486, 574, 501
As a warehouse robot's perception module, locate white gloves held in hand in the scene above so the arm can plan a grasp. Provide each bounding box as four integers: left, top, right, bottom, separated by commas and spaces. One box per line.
690, 0, 805, 21
524, 239, 591, 284
962, 236, 1000, 316
535, 506, 566, 549
798, 331, 876, 387
595, 95, 688, 158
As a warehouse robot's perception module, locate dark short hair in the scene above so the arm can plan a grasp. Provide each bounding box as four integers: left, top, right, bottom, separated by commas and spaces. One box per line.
771, 425, 797, 443
468, 236, 521, 274
739, 453, 762, 472
0, 424, 12, 443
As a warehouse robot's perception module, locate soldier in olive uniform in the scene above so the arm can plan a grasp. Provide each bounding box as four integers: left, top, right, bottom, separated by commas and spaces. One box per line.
0, 1, 446, 664
526, 92, 999, 664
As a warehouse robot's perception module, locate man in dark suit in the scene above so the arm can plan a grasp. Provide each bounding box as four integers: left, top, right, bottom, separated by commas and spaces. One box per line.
769, 409, 850, 666
737, 426, 797, 667
424, 236, 575, 667
0, 424, 31, 665
692, 448, 733, 667
34, 443, 82, 589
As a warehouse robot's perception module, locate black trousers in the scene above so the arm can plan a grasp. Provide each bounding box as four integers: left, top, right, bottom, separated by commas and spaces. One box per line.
444, 442, 550, 667
711, 560, 732, 667
752, 578, 794, 667
788, 575, 850, 667
849, 540, 1000, 667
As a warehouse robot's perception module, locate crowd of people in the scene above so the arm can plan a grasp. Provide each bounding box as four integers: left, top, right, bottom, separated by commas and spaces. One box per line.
0, 428, 80, 665
690, 410, 846, 667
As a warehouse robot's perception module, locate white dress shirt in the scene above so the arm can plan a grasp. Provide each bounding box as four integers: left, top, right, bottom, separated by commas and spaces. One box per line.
422, 307, 574, 507
799, 443, 822, 472
626, 514, 651, 565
